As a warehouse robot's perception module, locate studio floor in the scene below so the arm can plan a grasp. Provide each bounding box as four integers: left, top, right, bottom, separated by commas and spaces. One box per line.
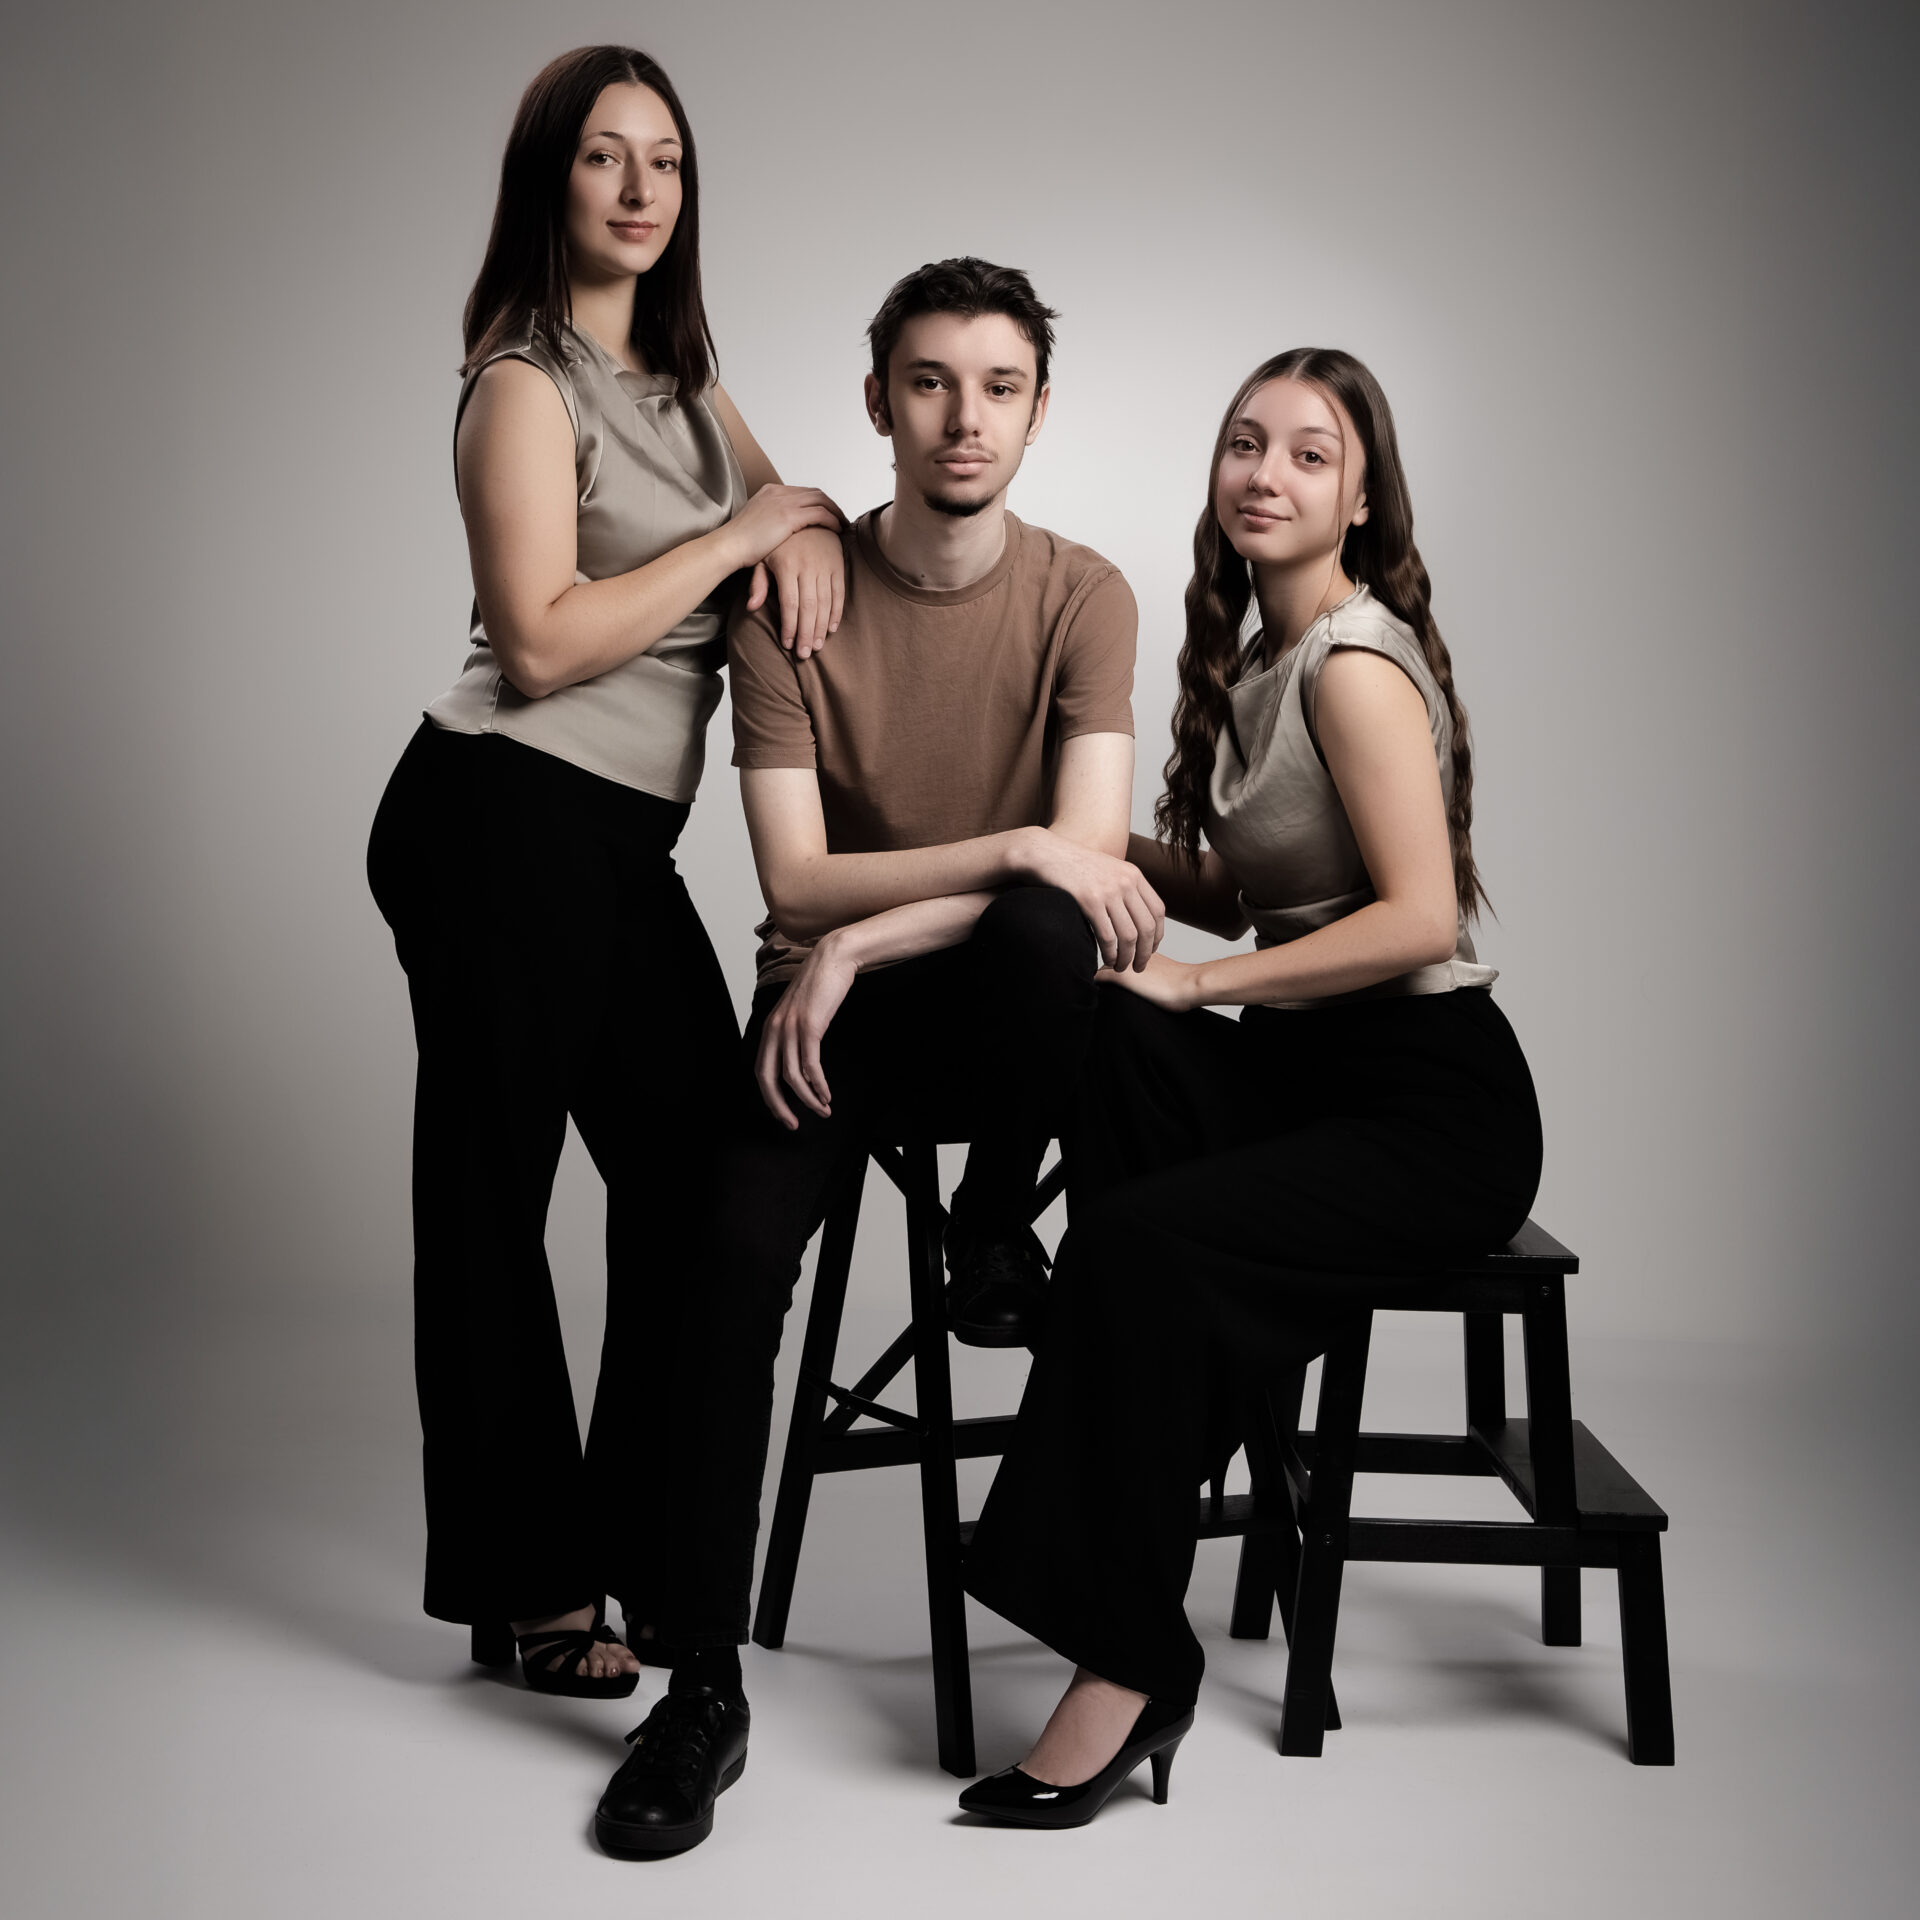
4, 1288, 1915, 1920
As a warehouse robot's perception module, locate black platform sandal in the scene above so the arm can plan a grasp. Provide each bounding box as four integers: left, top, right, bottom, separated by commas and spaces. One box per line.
470, 1603, 640, 1699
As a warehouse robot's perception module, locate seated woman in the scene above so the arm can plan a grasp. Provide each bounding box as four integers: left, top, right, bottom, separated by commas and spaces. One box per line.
959, 348, 1543, 1826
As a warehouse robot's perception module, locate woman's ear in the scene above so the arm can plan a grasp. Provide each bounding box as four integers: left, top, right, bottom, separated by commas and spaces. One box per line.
1349, 491, 1370, 527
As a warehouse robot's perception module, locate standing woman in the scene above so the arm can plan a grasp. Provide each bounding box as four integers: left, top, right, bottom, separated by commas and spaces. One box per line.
367, 45, 844, 1696
959, 349, 1543, 1820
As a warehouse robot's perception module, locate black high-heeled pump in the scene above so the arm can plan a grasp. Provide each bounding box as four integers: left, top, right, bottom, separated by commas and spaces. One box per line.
956, 1698, 1194, 1829
469, 1602, 640, 1699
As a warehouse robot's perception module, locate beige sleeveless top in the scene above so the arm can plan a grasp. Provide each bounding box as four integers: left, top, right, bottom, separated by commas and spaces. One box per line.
426, 319, 748, 802
1205, 584, 1497, 1007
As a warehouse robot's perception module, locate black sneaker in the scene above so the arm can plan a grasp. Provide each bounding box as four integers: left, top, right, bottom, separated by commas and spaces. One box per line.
945, 1219, 1051, 1349
595, 1684, 750, 1858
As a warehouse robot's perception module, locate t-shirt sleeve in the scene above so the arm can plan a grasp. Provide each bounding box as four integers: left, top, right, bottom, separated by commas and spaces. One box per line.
1051, 565, 1137, 739
728, 597, 818, 769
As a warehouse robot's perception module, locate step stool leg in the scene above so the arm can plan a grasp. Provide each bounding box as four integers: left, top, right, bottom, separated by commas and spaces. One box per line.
1266, 1375, 1342, 1731
1230, 1381, 1287, 1641
904, 1141, 975, 1777
752, 1153, 866, 1650
1237, 1377, 1341, 1728
1521, 1279, 1582, 1647
1229, 1531, 1281, 1640
1463, 1309, 1506, 1431
1280, 1321, 1370, 1756
1616, 1533, 1675, 1764
1540, 1567, 1583, 1646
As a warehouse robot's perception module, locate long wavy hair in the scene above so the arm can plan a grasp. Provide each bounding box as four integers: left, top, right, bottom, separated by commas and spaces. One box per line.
461, 45, 715, 394
1155, 348, 1487, 920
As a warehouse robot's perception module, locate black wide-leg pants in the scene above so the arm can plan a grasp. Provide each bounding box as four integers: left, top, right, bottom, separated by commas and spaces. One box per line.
964, 984, 1544, 1706
366, 722, 742, 1626
652, 886, 1099, 1647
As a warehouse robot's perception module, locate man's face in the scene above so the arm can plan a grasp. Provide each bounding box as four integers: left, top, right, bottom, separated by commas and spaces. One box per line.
866, 311, 1050, 517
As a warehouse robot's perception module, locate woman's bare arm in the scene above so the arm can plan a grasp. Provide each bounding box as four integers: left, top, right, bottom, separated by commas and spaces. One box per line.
710, 382, 845, 658
456, 360, 837, 698
1110, 651, 1459, 1008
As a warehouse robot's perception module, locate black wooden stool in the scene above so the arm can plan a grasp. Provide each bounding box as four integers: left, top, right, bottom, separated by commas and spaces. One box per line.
1211, 1220, 1675, 1764
755, 1191, 1674, 1774
751, 1138, 1061, 1777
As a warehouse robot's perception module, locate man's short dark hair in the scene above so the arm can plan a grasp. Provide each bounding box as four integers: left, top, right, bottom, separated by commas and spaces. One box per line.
866, 256, 1059, 403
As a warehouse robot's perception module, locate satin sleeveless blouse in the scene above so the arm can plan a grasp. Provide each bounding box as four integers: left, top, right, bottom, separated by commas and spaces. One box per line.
1204, 584, 1497, 1007
426, 319, 747, 802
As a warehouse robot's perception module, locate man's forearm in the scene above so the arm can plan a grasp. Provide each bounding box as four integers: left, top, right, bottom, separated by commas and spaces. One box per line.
821, 892, 1000, 973
765, 832, 1035, 941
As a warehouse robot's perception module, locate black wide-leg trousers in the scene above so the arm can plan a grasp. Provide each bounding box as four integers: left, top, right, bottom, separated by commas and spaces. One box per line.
367, 722, 741, 1625
964, 984, 1544, 1705
651, 886, 1099, 1647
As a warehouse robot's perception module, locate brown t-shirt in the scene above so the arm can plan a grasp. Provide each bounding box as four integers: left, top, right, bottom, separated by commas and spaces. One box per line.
729, 508, 1137, 987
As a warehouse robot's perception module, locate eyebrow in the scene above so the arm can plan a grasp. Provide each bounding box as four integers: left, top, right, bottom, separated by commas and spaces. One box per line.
1230, 417, 1340, 444
582, 131, 682, 148
903, 358, 1030, 380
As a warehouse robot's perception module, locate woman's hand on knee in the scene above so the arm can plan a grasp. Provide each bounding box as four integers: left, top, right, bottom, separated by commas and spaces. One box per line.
755, 934, 858, 1128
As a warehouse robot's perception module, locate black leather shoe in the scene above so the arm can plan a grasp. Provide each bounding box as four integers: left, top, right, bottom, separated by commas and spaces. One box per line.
595, 1684, 750, 1858
945, 1220, 1051, 1348
957, 1698, 1193, 1829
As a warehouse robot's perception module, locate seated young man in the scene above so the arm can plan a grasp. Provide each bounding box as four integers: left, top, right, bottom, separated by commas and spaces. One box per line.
595, 256, 1163, 1858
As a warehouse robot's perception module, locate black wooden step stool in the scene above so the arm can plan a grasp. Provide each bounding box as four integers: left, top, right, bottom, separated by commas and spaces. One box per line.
754, 1174, 1674, 1773
751, 1137, 1049, 1777
1213, 1220, 1675, 1764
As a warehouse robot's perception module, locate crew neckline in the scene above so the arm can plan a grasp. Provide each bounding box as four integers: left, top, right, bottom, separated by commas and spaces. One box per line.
853, 507, 1023, 607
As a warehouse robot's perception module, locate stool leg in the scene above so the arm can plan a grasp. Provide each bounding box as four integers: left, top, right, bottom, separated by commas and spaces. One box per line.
1230, 1393, 1281, 1641
1280, 1322, 1370, 1756
1270, 1375, 1343, 1732
1229, 1528, 1280, 1640
1539, 1568, 1583, 1646
904, 1141, 975, 1777
1616, 1534, 1676, 1764
1522, 1279, 1582, 1647
1230, 1372, 1307, 1642
1463, 1310, 1506, 1432
752, 1154, 866, 1651
1233, 1377, 1341, 1730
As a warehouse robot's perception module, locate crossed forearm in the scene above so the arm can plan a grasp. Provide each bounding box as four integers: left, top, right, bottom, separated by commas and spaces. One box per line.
815, 893, 1000, 972
760, 830, 1036, 943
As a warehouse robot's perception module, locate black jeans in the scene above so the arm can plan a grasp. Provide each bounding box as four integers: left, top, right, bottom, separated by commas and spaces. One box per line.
964, 984, 1544, 1705
651, 885, 1099, 1647
366, 722, 741, 1625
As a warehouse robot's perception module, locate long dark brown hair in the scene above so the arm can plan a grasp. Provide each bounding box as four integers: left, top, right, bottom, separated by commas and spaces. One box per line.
461, 46, 715, 394
1155, 348, 1487, 920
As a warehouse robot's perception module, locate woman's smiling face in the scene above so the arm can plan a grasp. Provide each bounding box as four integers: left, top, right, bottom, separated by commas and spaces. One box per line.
1215, 377, 1368, 566
563, 82, 684, 285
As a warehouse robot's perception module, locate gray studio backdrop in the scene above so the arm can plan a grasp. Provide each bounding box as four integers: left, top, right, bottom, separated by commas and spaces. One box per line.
3, 0, 1914, 1488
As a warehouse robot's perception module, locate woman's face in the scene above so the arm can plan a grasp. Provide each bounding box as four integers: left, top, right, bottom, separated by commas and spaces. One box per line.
1215, 377, 1368, 566
564, 82, 684, 284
